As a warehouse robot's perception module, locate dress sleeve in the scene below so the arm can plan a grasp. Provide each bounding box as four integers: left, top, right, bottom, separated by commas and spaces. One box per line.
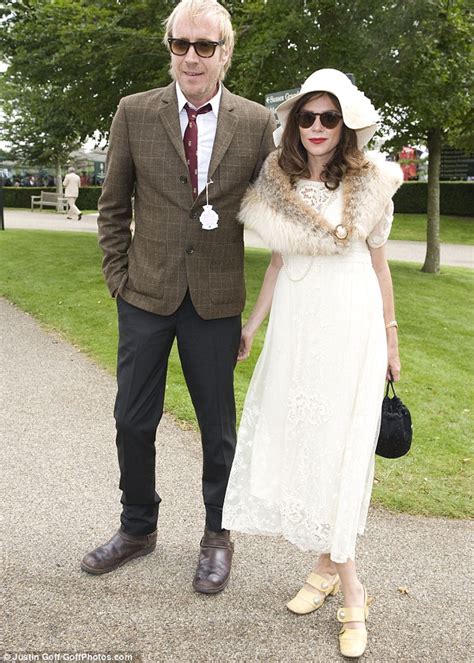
366, 199, 394, 248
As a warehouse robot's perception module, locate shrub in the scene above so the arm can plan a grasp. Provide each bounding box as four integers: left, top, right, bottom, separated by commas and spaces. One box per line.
77, 187, 102, 210
3, 186, 102, 210
394, 182, 473, 217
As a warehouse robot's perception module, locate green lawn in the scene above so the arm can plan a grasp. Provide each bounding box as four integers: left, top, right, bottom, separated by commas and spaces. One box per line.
1, 230, 472, 519
390, 214, 474, 244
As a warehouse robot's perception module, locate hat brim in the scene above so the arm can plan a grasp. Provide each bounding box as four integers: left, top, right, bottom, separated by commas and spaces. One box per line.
274, 69, 379, 149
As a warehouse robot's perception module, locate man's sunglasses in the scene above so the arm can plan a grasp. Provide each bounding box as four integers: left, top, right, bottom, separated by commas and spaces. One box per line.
296, 110, 343, 130
168, 38, 224, 58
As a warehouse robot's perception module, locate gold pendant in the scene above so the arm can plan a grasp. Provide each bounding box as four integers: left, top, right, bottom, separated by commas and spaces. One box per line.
335, 224, 348, 239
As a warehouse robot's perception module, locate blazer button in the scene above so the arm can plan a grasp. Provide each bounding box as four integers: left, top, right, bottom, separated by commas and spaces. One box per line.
180, 175, 188, 184
189, 210, 198, 219
186, 246, 195, 255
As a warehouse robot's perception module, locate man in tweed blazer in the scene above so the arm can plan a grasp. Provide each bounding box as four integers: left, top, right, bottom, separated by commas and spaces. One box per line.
81, 0, 275, 593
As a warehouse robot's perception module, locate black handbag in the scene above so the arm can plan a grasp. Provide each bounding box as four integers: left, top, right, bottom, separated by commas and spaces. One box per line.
376, 380, 413, 458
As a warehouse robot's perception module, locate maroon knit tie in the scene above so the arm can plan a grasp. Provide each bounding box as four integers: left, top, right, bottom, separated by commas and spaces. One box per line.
183, 102, 212, 199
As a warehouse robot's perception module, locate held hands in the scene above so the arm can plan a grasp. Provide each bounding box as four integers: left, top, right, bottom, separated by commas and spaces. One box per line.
237, 325, 256, 362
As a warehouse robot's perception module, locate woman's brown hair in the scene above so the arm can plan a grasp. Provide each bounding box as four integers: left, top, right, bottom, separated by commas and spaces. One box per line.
278, 92, 369, 189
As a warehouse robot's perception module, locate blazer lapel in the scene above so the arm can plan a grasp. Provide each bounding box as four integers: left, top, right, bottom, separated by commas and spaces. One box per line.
208, 87, 238, 179
157, 82, 188, 168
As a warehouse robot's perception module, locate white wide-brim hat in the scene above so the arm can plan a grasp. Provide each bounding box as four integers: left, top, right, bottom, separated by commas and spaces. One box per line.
274, 68, 380, 149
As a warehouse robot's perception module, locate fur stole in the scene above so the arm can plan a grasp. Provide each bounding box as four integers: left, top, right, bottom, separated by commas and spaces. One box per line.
239, 150, 403, 255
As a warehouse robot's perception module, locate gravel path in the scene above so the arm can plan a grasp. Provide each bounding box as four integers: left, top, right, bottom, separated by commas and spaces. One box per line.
3, 209, 474, 269
1, 298, 472, 662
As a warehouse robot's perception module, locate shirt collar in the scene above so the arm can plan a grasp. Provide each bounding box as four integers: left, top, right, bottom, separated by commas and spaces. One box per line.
176, 82, 222, 117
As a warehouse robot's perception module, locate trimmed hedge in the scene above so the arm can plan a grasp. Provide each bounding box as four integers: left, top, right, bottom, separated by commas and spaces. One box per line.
77, 187, 102, 210
393, 182, 473, 217
3, 186, 102, 210
4, 182, 474, 217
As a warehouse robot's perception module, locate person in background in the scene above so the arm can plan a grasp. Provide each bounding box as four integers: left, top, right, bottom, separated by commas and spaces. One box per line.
63, 166, 82, 220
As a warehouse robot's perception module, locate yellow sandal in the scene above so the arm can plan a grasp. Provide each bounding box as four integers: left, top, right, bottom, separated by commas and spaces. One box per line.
287, 572, 340, 615
337, 586, 370, 658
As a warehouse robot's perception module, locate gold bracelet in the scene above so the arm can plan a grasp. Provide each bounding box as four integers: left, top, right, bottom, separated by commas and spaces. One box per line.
385, 320, 398, 329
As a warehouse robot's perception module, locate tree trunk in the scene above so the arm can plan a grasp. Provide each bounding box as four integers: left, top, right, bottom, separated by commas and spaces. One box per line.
55, 159, 63, 195
422, 128, 441, 273
55, 158, 63, 212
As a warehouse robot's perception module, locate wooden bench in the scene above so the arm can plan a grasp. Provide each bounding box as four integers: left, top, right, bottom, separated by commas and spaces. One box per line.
31, 191, 68, 212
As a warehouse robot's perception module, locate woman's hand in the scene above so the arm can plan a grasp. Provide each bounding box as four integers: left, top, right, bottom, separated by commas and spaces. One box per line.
369, 245, 401, 382
387, 341, 401, 382
237, 324, 256, 361
236, 252, 282, 363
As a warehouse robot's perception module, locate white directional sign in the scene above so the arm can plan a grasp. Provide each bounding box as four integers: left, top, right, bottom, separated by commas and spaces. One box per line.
265, 88, 300, 126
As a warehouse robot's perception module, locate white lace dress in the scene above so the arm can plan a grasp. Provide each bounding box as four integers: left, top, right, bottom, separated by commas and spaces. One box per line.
222, 180, 393, 563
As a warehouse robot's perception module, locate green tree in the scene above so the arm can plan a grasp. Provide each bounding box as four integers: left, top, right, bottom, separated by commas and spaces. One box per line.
229, 0, 472, 275
1, 77, 82, 195
1, 0, 370, 130
226, 0, 368, 102
2, 0, 471, 267
1, 0, 171, 140
357, 0, 473, 273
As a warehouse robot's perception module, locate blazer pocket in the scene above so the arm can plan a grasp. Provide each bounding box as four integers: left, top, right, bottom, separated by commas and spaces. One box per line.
208, 241, 245, 306
213, 153, 257, 196
126, 232, 165, 300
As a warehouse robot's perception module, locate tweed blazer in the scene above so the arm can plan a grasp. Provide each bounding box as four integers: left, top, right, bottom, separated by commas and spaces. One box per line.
97, 82, 275, 319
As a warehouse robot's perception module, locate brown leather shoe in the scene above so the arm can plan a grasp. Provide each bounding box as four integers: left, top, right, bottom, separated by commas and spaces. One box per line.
192, 527, 234, 594
81, 528, 157, 575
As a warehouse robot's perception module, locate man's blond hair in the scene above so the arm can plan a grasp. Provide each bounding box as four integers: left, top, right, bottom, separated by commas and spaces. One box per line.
163, 0, 235, 78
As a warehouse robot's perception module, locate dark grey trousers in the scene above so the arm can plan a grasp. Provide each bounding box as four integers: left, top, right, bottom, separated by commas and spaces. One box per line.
114, 291, 241, 536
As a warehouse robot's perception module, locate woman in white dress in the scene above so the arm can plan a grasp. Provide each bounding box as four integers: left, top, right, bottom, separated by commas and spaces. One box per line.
222, 69, 403, 658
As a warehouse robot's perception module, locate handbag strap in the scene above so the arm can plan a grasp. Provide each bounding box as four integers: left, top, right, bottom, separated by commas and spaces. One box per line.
385, 378, 397, 398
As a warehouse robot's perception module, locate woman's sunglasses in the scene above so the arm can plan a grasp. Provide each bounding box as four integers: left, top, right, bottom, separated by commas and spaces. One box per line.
296, 110, 343, 130
168, 38, 224, 58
